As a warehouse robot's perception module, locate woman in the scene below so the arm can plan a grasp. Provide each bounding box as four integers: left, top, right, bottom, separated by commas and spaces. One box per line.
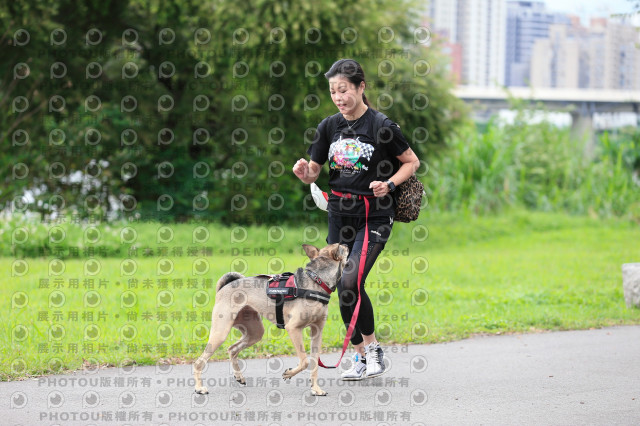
292, 59, 420, 380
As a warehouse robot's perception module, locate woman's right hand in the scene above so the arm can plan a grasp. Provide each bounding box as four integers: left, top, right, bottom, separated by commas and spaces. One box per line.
293, 158, 310, 181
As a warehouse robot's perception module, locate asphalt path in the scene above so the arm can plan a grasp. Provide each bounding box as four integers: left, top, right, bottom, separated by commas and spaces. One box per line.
1, 326, 639, 425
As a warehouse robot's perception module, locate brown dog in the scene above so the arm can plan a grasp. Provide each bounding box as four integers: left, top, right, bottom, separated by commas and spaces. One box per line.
193, 243, 348, 396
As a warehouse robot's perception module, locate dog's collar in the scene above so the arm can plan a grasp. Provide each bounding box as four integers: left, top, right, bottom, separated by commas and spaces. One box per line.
305, 269, 333, 294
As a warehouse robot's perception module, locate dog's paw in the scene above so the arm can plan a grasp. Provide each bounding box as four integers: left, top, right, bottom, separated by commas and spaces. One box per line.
235, 377, 246, 386
194, 387, 209, 395
282, 368, 293, 381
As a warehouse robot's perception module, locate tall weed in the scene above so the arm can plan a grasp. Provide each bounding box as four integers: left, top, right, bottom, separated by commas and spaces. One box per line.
426, 115, 640, 220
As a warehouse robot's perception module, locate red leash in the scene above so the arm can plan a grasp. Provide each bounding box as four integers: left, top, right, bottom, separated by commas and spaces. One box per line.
318, 191, 371, 369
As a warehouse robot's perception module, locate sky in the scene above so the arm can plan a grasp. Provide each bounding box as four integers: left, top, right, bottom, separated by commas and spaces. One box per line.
542, 0, 639, 23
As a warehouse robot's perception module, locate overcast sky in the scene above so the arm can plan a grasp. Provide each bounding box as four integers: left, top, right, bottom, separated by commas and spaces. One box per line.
542, 0, 639, 21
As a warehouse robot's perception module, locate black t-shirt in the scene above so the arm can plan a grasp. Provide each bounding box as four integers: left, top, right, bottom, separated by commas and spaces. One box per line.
307, 107, 410, 217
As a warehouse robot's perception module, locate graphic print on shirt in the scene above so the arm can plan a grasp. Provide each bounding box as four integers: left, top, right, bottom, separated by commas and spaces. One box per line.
328, 136, 375, 176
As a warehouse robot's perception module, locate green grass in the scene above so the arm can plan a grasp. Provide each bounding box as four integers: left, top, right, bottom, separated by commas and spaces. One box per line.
2, 210, 640, 380
424, 214, 640, 339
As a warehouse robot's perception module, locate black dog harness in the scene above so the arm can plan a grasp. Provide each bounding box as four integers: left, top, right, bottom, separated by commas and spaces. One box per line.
263, 270, 333, 329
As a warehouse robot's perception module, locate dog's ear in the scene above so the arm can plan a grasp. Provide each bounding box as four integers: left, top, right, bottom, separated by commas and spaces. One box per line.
302, 244, 319, 260
331, 244, 349, 261
332, 243, 349, 261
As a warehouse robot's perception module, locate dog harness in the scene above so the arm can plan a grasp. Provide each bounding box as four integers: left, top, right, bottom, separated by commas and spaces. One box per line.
263, 270, 333, 329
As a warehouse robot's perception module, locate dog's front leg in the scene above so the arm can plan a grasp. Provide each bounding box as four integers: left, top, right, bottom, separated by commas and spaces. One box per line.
309, 320, 327, 396
282, 326, 309, 380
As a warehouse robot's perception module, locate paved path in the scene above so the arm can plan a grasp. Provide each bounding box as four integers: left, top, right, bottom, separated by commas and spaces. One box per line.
1, 326, 639, 425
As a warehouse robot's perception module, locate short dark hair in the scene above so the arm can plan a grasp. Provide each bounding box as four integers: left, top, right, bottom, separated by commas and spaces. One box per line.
324, 59, 369, 106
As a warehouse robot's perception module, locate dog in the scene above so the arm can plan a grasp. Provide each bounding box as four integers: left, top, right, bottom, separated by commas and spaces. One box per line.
193, 243, 349, 396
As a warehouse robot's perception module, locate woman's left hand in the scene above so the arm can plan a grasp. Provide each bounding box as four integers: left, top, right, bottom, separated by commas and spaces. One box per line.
369, 181, 390, 197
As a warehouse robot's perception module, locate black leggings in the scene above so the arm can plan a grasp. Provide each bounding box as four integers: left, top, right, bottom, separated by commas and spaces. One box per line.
328, 214, 392, 345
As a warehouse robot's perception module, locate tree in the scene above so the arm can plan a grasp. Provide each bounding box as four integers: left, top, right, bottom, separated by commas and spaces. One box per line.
0, 0, 466, 224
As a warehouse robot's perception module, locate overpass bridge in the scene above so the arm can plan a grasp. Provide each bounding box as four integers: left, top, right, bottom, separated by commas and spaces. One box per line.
452, 86, 640, 136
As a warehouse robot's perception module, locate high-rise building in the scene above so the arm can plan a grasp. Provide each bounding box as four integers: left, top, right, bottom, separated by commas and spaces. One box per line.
594, 19, 640, 90
426, 0, 640, 90
530, 17, 640, 90
426, 0, 507, 87
505, 1, 570, 87
428, 0, 459, 41
427, 0, 463, 84
530, 24, 581, 88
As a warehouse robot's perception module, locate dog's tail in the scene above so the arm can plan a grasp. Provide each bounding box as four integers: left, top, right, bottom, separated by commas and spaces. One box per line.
216, 272, 245, 292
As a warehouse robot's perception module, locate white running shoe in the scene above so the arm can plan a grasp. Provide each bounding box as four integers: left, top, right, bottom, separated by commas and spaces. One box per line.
340, 353, 367, 381
365, 342, 386, 378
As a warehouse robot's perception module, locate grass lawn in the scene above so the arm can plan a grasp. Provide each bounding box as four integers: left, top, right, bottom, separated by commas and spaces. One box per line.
1, 210, 639, 380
